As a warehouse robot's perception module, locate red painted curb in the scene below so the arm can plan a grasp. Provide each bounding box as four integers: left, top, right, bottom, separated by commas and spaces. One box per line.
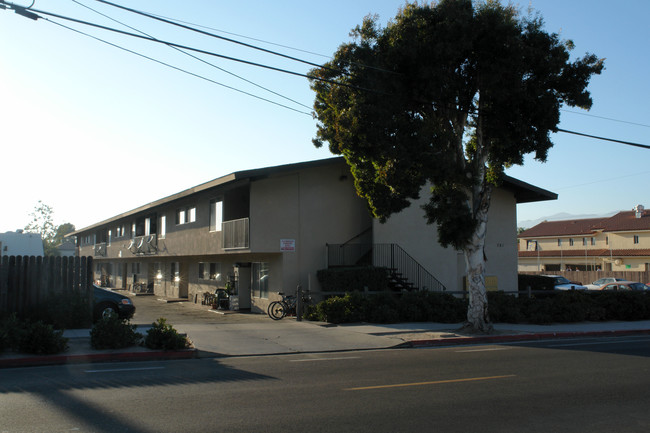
408, 329, 650, 348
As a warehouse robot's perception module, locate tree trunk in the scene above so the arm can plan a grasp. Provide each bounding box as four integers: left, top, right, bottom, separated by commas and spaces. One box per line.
463, 184, 493, 334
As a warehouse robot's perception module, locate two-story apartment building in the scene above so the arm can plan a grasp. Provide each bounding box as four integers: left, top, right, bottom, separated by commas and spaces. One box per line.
69, 157, 554, 313
518, 205, 650, 272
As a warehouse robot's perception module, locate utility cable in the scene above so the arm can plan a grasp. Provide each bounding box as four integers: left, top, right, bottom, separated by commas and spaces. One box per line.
43, 16, 312, 116
95, 0, 343, 74
1, 1, 384, 94
556, 128, 650, 150
72, 0, 312, 111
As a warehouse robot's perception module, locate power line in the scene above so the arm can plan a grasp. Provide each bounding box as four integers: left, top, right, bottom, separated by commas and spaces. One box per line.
1, 1, 383, 94
557, 129, 650, 150
72, 0, 312, 111
95, 0, 341, 74
561, 109, 650, 129
43, 17, 312, 116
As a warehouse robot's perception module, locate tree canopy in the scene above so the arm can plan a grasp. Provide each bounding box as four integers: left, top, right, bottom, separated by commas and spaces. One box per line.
24, 201, 75, 256
310, 0, 603, 332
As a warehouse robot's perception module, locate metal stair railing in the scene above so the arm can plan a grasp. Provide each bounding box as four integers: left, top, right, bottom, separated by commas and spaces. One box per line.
326, 243, 447, 292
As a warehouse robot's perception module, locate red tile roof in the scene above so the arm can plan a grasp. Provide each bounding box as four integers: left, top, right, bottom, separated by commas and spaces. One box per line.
519, 248, 650, 258
519, 209, 650, 238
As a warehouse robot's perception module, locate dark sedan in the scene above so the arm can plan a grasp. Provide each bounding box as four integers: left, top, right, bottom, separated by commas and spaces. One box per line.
93, 285, 136, 321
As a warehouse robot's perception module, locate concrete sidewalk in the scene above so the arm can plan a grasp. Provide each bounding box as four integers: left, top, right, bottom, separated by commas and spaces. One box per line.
2, 316, 650, 368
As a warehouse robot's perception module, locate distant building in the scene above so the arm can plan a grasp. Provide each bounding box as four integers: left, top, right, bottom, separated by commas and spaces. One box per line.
57, 238, 77, 257
0, 229, 44, 258
518, 205, 650, 272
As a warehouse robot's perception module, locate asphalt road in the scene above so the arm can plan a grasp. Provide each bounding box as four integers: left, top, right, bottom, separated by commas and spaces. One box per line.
1, 335, 648, 432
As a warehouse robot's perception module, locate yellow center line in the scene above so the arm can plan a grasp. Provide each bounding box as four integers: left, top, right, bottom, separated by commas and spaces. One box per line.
344, 374, 517, 391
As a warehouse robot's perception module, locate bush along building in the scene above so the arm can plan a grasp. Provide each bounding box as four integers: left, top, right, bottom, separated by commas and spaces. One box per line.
518, 205, 650, 273
68, 157, 555, 314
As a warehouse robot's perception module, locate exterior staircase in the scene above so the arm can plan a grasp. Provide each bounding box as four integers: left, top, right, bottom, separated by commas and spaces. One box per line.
326, 243, 447, 292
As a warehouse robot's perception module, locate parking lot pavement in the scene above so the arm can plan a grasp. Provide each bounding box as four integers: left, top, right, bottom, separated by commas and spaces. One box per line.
128, 293, 270, 326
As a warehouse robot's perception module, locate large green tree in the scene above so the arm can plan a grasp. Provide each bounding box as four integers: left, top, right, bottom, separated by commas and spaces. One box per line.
309, 0, 603, 332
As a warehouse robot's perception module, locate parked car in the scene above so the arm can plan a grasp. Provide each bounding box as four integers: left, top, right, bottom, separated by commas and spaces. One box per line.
93, 284, 136, 321
542, 275, 588, 291
585, 277, 627, 290
595, 281, 648, 291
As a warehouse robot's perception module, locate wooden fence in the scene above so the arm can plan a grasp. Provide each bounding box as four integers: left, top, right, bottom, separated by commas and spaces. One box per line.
0, 255, 94, 317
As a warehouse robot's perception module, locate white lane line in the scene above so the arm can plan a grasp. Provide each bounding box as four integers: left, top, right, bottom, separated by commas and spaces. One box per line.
290, 356, 361, 362
85, 367, 165, 373
456, 347, 514, 353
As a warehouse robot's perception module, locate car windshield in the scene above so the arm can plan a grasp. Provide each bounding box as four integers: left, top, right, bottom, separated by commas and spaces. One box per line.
554, 277, 571, 284
629, 283, 646, 290
593, 278, 610, 285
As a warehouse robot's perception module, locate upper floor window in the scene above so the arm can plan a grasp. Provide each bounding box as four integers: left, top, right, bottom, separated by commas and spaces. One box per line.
569, 238, 574, 246
176, 206, 196, 225
582, 238, 587, 246
160, 215, 166, 239
634, 235, 640, 244
557, 239, 562, 247
591, 238, 596, 246
210, 199, 223, 232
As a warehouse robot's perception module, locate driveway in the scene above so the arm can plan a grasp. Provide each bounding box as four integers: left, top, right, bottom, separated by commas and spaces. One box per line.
129, 294, 270, 327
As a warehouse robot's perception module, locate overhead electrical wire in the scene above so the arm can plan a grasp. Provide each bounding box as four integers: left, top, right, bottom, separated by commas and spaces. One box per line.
71, 0, 312, 111
94, 0, 338, 73
43, 16, 312, 116
1, 1, 648, 149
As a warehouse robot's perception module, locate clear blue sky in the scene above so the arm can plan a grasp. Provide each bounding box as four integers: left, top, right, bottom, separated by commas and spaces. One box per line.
1, 0, 648, 233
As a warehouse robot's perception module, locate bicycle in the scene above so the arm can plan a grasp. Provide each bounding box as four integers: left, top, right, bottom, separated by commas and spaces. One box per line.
267, 290, 311, 320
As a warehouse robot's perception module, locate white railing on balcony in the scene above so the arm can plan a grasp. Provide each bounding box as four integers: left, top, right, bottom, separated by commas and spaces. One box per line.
223, 218, 249, 249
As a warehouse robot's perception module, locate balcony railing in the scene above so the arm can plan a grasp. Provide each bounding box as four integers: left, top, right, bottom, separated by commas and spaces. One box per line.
223, 218, 249, 249
94, 242, 107, 257
127, 234, 158, 255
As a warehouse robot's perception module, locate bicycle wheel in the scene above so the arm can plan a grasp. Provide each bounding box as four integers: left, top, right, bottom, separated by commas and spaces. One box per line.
267, 301, 286, 320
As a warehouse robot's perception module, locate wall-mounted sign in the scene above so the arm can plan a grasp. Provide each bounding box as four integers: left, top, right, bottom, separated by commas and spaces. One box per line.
280, 239, 296, 252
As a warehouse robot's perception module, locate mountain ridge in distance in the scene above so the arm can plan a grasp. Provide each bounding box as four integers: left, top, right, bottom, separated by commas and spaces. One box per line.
518, 211, 619, 230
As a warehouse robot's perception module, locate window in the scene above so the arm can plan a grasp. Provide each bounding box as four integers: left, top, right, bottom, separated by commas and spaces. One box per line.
557, 239, 562, 247
569, 238, 574, 246
144, 218, 151, 236
583, 238, 587, 246
160, 215, 166, 239
132, 223, 136, 238
108, 229, 112, 246
176, 206, 196, 225
591, 238, 596, 246
199, 262, 221, 281
606, 236, 609, 246
209, 199, 223, 232
634, 235, 639, 244
131, 263, 140, 274
252, 262, 269, 298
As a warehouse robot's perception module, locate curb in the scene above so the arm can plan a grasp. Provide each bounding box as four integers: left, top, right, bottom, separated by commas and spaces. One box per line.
407, 329, 650, 348
0, 348, 198, 369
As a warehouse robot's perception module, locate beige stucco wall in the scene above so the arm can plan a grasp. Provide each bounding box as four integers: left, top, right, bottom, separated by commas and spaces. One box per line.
373, 185, 519, 292
249, 161, 372, 299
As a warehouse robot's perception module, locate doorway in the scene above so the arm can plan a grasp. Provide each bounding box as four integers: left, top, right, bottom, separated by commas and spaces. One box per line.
236, 264, 251, 309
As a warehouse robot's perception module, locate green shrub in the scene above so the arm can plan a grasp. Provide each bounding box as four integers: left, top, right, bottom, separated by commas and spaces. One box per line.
315, 294, 361, 324
28, 290, 93, 329
316, 267, 390, 292
90, 314, 142, 350
144, 317, 189, 350
488, 291, 525, 323
17, 321, 69, 355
